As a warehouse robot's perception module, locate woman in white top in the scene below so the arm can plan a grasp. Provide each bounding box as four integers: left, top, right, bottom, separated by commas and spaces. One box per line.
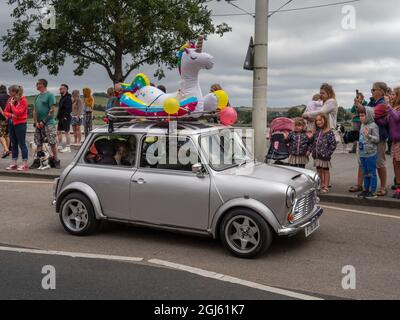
303, 83, 338, 130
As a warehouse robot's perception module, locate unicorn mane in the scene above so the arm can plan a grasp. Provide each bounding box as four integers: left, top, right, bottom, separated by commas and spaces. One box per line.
177, 42, 196, 75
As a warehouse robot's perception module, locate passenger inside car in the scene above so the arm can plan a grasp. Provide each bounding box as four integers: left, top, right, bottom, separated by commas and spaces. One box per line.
86, 136, 135, 167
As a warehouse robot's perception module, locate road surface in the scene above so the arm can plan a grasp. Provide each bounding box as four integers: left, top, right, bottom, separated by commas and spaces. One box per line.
0, 177, 399, 300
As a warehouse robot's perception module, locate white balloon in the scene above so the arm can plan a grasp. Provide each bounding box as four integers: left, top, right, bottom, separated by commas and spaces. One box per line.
203, 93, 218, 112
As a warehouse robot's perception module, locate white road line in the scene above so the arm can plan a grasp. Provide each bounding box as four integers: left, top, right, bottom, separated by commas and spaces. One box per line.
322, 205, 400, 220
0, 180, 53, 184
0, 246, 144, 263
148, 259, 322, 301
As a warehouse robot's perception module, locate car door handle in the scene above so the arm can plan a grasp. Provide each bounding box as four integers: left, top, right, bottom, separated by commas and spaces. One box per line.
132, 178, 147, 185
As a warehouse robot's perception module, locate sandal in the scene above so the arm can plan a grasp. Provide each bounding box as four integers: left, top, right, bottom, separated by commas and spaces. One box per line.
376, 188, 388, 197
349, 185, 363, 193
320, 187, 329, 194
1, 151, 11, 159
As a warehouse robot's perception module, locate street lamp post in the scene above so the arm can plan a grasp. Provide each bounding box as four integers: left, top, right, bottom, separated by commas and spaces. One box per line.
252, 0, 269, 162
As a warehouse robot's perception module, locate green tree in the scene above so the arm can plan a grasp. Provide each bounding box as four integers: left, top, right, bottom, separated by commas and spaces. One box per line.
2, 0, 230, 84
337, 106, 346, 123
287, 107, 302, 119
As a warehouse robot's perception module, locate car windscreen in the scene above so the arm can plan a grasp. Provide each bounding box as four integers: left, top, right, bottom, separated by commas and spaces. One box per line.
199, 129, 253, 171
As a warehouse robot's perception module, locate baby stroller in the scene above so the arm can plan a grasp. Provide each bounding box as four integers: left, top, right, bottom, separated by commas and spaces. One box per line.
266, 117, 294, 165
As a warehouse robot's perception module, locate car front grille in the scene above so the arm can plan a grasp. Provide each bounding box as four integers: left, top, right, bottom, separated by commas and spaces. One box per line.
292, 189, 317, 222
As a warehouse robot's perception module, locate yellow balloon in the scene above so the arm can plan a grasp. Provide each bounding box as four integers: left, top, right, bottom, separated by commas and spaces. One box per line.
214, 90, 229, 110
164, 98, 180, 115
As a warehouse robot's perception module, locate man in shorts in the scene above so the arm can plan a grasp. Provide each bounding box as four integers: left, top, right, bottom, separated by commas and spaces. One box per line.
57, 84, 72, 153
30, 79, 60, 169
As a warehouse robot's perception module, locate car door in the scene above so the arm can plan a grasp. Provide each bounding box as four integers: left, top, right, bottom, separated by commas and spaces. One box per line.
72, 133, 138, 220
130, 135, 210, 231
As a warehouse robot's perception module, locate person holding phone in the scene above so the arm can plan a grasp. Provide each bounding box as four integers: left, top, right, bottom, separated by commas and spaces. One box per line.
349, 90, 368, 154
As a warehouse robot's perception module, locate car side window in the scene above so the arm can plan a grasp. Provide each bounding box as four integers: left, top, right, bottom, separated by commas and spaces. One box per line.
140, 135, 200, 171
85, 134, 137, 167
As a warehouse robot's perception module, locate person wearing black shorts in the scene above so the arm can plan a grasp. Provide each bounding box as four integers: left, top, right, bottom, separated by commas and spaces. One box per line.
57, 84, 72, 153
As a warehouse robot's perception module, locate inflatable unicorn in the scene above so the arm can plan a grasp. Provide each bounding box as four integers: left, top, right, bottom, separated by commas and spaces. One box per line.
118, 36, 225, 117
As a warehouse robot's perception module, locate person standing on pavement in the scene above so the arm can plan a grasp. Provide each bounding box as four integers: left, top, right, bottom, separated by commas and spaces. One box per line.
286, 118, 312, 169
311, 113, 337, 194
71, 90, 83, 146
57, 84, 72, 153
349, 91, 367, 153
0, 85, 11, 159
303, 83, 338, 130
365, 82, 389, 197
31, 79, 60, 169
348, 91, 368, 193
83, 87, 94, 138
3, 85, 29, 171
357, 106, 380, 199
375, 87, 400, 196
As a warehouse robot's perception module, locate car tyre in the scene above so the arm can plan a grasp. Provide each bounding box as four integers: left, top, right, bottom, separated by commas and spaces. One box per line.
220, 208, 273, 259
59, 192, 100, 236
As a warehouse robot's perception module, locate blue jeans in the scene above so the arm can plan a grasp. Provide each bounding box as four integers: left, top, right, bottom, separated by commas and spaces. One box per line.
360, 155, 378, 193
9, 122, 28, 161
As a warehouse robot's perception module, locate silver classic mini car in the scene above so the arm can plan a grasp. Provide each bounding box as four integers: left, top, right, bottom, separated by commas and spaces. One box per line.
53, 121, 322, 258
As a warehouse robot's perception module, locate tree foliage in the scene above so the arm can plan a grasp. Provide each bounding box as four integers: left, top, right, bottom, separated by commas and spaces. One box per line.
287, 106, 303, 119
2, 0, 231, 83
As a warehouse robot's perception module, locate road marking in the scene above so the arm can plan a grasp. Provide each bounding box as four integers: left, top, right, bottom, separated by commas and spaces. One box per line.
322, 205, 400, 220
148, 259, 323, 301
0, 180, 53, 184
0, 246, 144, 263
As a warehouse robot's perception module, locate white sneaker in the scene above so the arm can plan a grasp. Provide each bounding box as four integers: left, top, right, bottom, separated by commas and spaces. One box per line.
57, 145, 63, 151
60, 146, 71, 153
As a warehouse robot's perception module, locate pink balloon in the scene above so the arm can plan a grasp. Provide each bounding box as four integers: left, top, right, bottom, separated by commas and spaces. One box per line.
220, 107, 238, 126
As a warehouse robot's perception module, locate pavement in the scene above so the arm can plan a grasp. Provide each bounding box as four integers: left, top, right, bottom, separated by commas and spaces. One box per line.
0, 177, 399, 299
0, 130, 398, 208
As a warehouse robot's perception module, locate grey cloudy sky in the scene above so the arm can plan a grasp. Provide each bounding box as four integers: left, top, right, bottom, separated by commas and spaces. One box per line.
0, 0, 399, 108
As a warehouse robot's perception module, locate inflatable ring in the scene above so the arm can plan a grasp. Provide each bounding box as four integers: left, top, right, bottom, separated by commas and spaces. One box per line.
120, 92, 198, 117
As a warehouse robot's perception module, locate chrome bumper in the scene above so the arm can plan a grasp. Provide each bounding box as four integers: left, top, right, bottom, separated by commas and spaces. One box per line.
277, 207, 323, 236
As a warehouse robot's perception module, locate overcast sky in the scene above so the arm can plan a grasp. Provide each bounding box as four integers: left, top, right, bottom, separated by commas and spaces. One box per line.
1, 0, 399, 108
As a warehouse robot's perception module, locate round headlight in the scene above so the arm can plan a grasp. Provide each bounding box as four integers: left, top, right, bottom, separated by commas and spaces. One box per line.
286, 186, 296, 208
313, 174, 321, 190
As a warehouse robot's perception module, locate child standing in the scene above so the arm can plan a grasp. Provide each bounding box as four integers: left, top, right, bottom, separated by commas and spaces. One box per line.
286, 118, 312, 168
312, 114, 337, 194
357, 106, 380, 199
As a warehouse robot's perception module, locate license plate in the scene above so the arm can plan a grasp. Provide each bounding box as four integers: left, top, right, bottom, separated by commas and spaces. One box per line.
305, 219, 320, 237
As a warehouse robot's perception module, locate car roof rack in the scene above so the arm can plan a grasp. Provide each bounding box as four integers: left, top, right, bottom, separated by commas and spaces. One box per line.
106, 107, 219, 133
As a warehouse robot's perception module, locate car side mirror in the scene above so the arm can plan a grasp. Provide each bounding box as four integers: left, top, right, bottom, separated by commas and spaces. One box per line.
192, 163, 205, 177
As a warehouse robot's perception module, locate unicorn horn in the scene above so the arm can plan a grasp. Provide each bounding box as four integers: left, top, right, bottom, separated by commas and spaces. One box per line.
196, 35, 204, 53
